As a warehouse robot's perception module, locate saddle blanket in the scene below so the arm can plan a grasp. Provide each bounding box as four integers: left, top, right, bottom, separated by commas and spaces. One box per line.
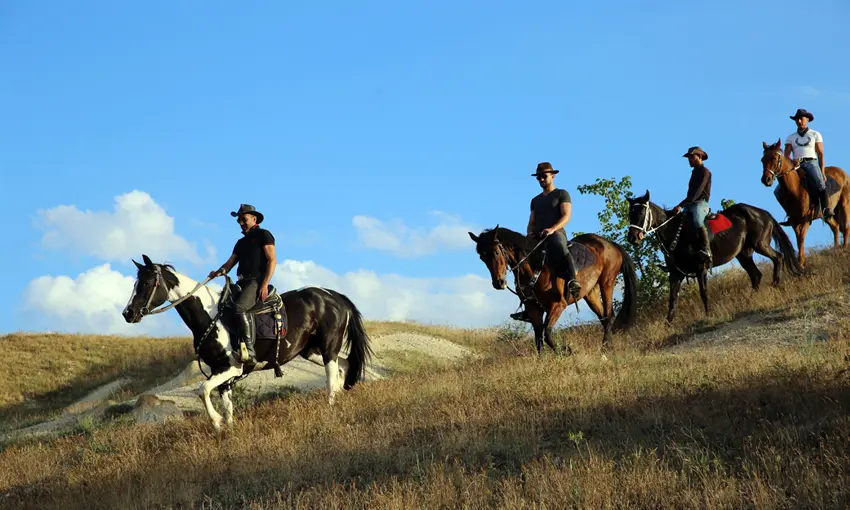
568, 240, 596, 273
706, 213, 733, 235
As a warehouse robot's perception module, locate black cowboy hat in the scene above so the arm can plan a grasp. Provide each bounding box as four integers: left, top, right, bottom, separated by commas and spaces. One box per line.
531, 161, 560, 177
230, 203, 264, 223
682, 146, 708, 161
790, 108, 814, 121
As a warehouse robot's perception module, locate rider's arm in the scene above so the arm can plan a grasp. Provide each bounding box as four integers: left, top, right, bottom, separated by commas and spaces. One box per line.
213, 254, 237, 276
784, 142, 794, 161
526, 210, 536, 235
261, 244, 277, 288
678, 168, 709, 208
549, 202, 572, 231
815, 131, 826, 175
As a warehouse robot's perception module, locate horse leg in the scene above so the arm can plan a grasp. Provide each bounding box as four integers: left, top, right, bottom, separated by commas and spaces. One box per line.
736, 248, 762, 290
526, 305, 545, 355
666, 274, 683, 323
752, 229, 784, 287
825, 215, 841, 250
583, 285, 610, 350
218, 384, 235, 429
697, 269, 710, 315
198, 366, 243, 431
794, 222, 810, 267
543, 301, 568, 355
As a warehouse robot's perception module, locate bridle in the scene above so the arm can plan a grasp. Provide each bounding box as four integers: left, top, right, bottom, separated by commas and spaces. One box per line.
629, 202, 681, 237
491, 236, 547, 304
764, 151, 800, 180
629, 202, 692, 277
137, 264, 215, 316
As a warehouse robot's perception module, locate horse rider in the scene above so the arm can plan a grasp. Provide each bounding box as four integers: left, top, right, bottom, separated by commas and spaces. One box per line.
511, 162, 582, 322
672, 146, 713, 263
208, 204, 277, 364
783, 108, 833, 220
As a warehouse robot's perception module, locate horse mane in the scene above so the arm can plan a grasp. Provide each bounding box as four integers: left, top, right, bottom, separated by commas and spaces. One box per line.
477, 226, 536, 255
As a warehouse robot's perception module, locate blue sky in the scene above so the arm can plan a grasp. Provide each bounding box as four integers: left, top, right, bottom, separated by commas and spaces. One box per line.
2, 1, 849, 335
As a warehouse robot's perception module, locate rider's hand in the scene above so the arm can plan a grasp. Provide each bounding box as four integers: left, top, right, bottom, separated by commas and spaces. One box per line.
672, 206, 683, 215
258, 284, 269, 302
208, 269, 222, 279
540, 228, 555, 238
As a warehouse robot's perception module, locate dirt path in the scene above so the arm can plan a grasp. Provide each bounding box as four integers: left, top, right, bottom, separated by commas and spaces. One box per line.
2, 332, 478, 441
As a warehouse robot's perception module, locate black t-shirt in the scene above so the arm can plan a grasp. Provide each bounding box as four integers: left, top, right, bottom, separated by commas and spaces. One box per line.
232, 226, 275, 279
530, 188, 571, 232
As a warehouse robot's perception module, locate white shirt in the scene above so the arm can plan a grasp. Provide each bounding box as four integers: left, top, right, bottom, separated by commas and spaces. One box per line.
786, 129, 823, 160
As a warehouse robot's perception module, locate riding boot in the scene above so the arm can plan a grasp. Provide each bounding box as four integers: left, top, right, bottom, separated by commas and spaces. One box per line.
235, 312, 257, 363
819, 189, 834, 218
562, 247, 582, 299
697, 226, 713, 263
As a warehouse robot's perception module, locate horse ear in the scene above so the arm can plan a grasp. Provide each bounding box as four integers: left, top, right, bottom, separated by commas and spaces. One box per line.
468, 232, 479, 243
133, 259, 144, 270
776, 137, 782, 148
762, 141, 768, 149
493, 225, 500, 241
142, 254, 153, 266
643, 189, 650, 201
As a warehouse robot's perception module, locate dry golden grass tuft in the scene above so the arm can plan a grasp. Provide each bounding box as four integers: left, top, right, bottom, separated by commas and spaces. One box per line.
1, 246, 850, 508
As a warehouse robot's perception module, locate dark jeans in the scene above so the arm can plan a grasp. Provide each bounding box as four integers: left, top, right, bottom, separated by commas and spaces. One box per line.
544, 229, 577, 284
234, 279, 259, 313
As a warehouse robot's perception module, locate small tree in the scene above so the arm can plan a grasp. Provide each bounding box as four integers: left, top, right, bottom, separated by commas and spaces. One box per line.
720, 198, 736, 210
576, 176, 669, 307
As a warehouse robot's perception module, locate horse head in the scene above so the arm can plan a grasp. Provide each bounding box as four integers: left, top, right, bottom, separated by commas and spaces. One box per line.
468, 224, 511, 290
761, 138, 785, 187
626, 190, 652, 245
122, 254, 178, 323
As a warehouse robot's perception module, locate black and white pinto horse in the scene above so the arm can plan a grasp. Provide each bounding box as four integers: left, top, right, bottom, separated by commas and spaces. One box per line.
122, 255, 373, 431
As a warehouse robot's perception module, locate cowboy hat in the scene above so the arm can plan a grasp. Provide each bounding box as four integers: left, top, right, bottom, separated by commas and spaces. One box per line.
230, 203, 264, 224
531, 161, 560, 176
790, 108, 814, 121
682, 146, 708, 161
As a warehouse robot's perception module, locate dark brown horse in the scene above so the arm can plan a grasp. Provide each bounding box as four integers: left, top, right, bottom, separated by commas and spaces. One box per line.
469, 227, 638, 353
627, 191, 805, 322
760, 139, 850, 267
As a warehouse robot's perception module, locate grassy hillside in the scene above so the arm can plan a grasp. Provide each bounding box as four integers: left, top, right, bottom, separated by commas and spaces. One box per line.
1, 247, 849, 508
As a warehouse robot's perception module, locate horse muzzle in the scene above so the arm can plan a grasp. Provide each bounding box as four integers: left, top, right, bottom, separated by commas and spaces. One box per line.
492, 278, 507, 290
761, 175, 774, 187
122, 307, 143, 323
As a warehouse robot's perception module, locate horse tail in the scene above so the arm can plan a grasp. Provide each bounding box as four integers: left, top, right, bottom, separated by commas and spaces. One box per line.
769, 215, 807, 276
612, 240, 639, 332
335, 292, 374, 390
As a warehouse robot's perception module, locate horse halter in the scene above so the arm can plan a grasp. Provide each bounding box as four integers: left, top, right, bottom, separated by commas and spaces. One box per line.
764, 151, 800, 179
629, 202, 680, 236
137, 264, 215, 317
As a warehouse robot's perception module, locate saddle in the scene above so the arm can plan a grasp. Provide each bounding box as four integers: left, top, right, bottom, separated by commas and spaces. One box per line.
222, 281, 289, 376
679, 211, 733, 246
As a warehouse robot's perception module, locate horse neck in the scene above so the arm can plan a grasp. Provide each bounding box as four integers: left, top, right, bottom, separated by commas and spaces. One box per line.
777, 155, 802, 192
650, 202, 679, 247
165, 271, 222, 337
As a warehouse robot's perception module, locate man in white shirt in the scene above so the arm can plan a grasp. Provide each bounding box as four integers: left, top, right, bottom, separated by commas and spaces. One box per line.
784, 108, 833, 219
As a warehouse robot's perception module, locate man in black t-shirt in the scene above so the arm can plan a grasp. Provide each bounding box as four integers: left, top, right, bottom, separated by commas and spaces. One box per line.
511, 162, 581, 322
208, 204, 277, 363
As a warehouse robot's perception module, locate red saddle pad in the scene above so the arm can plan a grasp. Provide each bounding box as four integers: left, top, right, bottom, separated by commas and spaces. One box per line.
707, 213, 732, 235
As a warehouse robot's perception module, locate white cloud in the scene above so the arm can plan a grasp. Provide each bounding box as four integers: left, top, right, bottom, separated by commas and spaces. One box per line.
34, 190, 215, 265
352, 211, 476, 257
20, 264, 185, 336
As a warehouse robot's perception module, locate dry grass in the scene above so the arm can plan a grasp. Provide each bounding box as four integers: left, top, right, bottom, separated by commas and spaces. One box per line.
0, 333, 193, 433
1, 247, 850, 508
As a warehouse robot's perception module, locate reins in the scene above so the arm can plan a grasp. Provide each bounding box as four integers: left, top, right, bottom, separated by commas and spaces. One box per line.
630, 203, 694, 278
765, 152, 801, 180
141, 264, 216, 316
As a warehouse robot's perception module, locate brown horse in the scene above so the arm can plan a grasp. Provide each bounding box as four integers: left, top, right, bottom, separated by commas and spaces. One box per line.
469, 227, 638, 354
760, 139, 850, 266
